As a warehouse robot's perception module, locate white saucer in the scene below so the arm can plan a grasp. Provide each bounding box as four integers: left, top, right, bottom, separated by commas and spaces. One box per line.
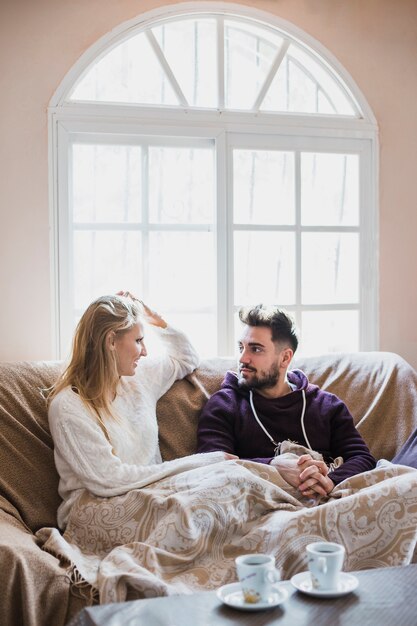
216, 582, 288, 611
291, 571, 359, 598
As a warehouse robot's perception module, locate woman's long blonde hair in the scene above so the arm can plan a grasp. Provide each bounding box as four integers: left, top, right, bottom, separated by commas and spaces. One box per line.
48, 295, 142, 425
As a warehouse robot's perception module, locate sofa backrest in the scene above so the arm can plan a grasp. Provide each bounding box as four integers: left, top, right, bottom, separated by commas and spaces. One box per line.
1, 351, 416, 534
157, 351, 417, 464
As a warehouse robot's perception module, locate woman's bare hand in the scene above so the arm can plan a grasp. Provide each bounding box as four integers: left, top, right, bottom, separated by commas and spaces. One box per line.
138, 301, 167, 329
117, 291, 167, 329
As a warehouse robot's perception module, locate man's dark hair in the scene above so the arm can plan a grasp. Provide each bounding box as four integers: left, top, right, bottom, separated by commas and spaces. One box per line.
238, 304, 299, 352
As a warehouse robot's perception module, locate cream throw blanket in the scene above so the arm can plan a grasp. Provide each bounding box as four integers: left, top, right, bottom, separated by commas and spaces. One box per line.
38, 458, 417, 604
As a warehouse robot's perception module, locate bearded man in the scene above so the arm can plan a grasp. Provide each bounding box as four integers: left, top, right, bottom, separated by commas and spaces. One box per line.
197, 305, 375, 498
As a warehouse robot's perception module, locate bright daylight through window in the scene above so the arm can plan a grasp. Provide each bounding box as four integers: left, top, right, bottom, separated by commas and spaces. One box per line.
50, 6, 377, 359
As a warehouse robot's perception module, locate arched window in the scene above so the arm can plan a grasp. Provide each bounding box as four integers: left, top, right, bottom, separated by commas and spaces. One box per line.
50, 3, 378, 358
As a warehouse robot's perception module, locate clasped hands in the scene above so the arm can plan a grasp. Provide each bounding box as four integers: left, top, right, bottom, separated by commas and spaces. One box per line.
270, 453, 334, 497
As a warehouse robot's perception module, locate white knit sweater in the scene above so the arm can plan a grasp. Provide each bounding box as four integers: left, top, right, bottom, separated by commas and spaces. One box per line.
49, 325, 225, 529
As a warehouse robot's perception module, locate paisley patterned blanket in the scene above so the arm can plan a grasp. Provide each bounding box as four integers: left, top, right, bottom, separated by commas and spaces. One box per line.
38, 458, 417, 604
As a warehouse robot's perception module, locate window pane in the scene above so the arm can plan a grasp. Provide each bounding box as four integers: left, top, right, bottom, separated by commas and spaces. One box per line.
300, 310, 359, 355
234, 231, 295, 305
72, 144, 141, 223
233, 150, 295, 225
262, 56, 317, 114
148, 232, 215, 310
302, 233, 359, 304
152, 19, 217, 108
225, 20, 283, 110
70, 32, 178, 105
288, 58, 318, 113
149, 146, 214, 224
164, 312, 217, 358
261, 44, 356, 115
73, 231, 142, 311
301, 153, 359, 226
289, 46, 355, 115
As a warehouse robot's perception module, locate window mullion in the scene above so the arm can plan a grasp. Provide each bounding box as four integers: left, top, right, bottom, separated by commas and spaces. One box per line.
217, 17, 225, 110
359, 141, 378, 351
145, 30, 189, 107
58, 127, 73, 357
216, 131, 229, 356
252, 40, 289, 111
142, 144, 149, 299
295, 150, 302, 335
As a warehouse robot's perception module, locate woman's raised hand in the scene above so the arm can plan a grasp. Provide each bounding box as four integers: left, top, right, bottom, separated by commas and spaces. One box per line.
117, 291, 167, 329
139, 301, 167, 329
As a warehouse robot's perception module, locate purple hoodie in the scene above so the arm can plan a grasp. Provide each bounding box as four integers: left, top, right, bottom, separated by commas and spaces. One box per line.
197, 369, 376, 485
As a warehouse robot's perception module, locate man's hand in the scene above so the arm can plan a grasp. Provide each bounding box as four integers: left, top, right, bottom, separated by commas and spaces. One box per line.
297, 454, 334, 496
297, 454, 328, 477
270, 455, 308, 489
298, 470, 334, 497
271, 453, 334, 496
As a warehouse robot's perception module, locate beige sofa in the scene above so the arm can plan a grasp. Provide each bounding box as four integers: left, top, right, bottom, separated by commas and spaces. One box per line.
1, 352, 417, 626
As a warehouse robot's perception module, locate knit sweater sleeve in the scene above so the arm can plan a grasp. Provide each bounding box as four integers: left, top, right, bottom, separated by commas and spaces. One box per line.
326, 395, 376, 484
137, 325, 199, 400
49, 394, 226, 498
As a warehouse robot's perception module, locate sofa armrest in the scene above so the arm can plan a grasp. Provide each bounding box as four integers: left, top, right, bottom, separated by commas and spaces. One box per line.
0, 498, 87, 626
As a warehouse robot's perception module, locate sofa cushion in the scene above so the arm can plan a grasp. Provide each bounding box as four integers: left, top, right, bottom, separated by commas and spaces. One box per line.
0, 361, 63, 532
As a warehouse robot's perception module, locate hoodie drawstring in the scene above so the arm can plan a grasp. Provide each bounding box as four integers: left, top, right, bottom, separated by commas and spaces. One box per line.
299, 390, 312, 450
249, 388, 312, 454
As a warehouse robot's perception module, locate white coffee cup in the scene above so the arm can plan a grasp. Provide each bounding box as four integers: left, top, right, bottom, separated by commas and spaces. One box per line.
235, 554, 280, 604
306, 541, 345, 591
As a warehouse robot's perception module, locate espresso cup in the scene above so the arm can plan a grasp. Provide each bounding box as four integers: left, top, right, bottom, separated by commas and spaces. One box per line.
306, 541, 345, 591
235, 554, 280, 604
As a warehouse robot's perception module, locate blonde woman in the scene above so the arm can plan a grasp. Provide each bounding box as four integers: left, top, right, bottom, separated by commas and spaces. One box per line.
48, 293, 231, 530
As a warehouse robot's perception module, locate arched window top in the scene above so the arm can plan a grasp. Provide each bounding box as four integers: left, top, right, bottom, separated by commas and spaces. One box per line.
50, 4, 378, 359
65, 9, 363, 118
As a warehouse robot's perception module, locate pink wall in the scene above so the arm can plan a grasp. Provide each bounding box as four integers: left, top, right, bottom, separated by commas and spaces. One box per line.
1, 0, 417, 368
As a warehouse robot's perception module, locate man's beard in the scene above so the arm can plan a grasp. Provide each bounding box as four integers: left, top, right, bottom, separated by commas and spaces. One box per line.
238, 363, 280, 391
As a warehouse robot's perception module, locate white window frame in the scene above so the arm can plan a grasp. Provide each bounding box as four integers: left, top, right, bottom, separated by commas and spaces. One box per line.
48, 2, 378, 358
226, 132, 377, 355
